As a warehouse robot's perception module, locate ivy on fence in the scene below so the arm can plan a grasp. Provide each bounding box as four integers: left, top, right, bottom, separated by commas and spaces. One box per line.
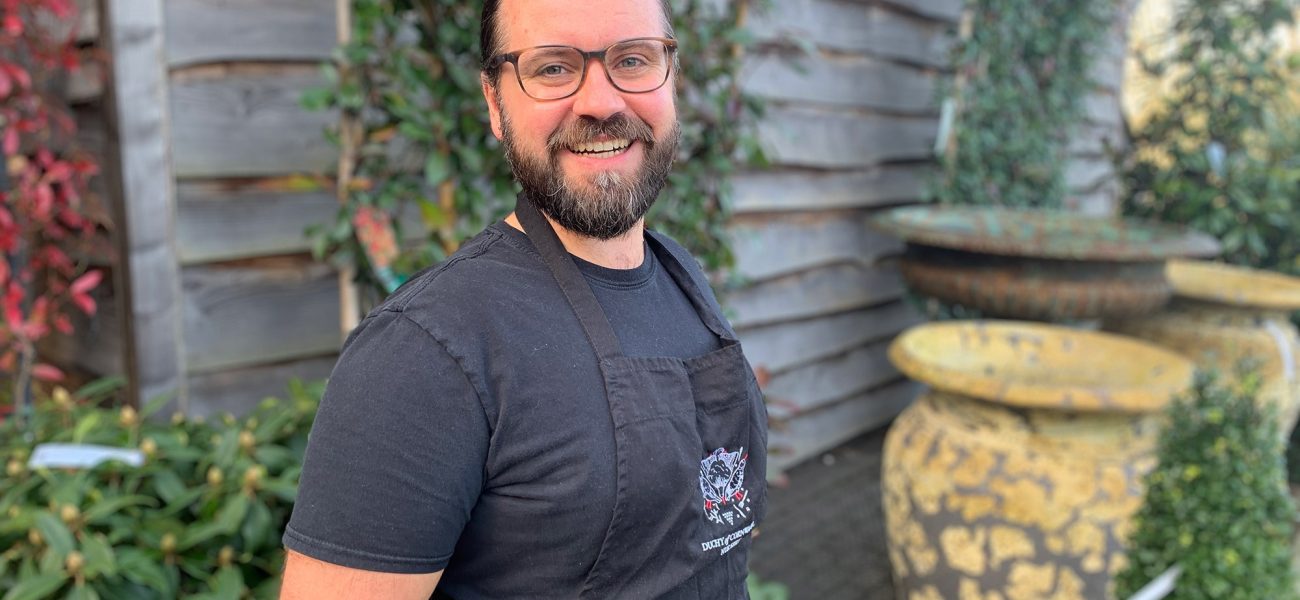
934, 0, 1113, 209
303, 0, 763, 300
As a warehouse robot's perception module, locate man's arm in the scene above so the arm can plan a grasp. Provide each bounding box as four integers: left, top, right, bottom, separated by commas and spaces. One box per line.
281, 550, 442, 599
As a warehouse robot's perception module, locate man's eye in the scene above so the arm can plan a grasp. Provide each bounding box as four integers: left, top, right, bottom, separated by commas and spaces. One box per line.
616, 57, 648, 69
535, 64, 572, 77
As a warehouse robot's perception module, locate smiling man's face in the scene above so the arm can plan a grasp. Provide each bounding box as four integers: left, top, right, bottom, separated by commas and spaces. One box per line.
482, 0, 679, 240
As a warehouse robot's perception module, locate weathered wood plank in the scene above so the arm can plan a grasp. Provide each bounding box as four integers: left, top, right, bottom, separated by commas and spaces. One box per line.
765, 339, 900, 416
1064, 156, 1115, 193
748, 0, 954, 67
1066, 120, 1124, 159
68, 60, 104, 104
730, 166, 931, 213
1081, 88, 1124, 129
768, 378, 920, 474
758, 106, 936, 169
742, 52, 938, 114
76, 0, 98, 42
729, 211, 903, 282
170, 67, 337, 178
176, 185, 336, 264
879, 0, 963, 23
728, 262, 906, 329
183, 260, 341, 373
188, 355, 337, 418
103, 0, 187, 408
738, 300, 922, 375
164, 0, 337, 67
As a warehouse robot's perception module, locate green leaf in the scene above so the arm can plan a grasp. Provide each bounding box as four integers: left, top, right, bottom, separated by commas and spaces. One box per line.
72, 412, 101, 444
34, 512, 75, 558
1, 572, 68, 600
150, 470, 186, 505
139, 393, 172, 419
241, 499, 273, 554
79, 533, 117, 578
116, 548, 171, 595
84, 495, 158, 525
215, 494, 251, 533
424, 153, 451, 186
208, 566, 245, 600
74, 377, 126, 403
63, 584, 99, 600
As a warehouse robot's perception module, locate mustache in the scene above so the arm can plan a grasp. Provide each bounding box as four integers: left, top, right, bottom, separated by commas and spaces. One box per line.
547, 114, 655, 152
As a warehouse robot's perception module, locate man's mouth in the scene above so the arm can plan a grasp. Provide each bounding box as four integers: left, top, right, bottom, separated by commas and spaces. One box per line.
568, 138, 633, 159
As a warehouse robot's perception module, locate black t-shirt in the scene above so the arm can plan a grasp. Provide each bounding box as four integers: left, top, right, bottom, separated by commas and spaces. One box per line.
283, 222, 733, 598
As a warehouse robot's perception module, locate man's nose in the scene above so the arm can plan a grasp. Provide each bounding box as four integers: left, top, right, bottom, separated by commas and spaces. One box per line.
571, 60, 627, 120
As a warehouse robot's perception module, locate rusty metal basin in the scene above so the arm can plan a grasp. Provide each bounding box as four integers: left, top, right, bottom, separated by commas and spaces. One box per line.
889, 320, 1196, 413
872, 206, 1221, 321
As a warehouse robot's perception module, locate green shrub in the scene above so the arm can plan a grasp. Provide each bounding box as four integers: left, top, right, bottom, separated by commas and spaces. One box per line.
1115, 371, 1297, 600
0, 379, 321, 599
1122, 0, 1300, 273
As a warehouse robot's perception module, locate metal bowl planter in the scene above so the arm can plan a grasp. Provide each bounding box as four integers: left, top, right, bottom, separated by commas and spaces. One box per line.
873, 206, 1221, 321
1106, 260, 1300, 437
882, 321, 1196, 599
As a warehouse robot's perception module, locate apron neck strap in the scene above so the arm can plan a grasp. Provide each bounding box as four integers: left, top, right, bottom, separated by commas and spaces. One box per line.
515, 193, 624, 360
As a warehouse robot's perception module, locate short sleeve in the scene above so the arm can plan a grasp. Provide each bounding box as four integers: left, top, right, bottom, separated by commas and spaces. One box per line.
283, 309, 489, 574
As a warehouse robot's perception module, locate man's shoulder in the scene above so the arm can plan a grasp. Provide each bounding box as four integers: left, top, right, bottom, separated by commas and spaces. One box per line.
365, 223, 552, 336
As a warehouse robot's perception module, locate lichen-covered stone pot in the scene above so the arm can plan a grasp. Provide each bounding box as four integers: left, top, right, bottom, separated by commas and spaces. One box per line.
883, 321, 1195, 600
1107, 260, 1300, 437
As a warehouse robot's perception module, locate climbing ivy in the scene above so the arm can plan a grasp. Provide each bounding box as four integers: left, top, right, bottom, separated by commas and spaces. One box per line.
933, 0, 1114, 208
303, 0, 762, 298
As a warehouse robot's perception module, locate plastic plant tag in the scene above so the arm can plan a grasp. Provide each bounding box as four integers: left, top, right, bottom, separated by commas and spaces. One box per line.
28, 443, 144, 469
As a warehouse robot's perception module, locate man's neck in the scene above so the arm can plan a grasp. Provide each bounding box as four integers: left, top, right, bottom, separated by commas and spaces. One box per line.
505, 212, 645, 269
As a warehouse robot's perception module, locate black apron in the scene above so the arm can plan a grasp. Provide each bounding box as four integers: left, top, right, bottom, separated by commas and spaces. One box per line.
516, 194, 767, 599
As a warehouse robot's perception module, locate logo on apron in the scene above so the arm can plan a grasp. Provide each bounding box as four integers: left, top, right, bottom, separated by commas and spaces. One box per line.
699, 447, 752, 527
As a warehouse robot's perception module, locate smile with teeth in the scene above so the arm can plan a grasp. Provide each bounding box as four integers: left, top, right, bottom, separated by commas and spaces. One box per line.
569, 139, 633, 158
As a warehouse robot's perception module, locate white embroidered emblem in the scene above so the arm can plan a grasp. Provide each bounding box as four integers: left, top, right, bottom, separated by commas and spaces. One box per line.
699, 447, 751, 526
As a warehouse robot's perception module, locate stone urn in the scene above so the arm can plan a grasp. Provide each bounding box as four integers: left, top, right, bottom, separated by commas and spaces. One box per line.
883, 321, 1195, 600
872, 205, 1220, 322
1107, 260, 1300, 437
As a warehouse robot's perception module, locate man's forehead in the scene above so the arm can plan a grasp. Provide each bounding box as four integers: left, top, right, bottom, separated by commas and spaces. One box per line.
496, 0, 667, 50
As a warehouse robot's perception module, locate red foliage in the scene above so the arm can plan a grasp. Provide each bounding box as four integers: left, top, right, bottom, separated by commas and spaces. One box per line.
0, 0, 105, 383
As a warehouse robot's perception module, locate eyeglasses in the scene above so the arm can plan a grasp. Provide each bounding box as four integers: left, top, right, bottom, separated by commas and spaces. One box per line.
486, 37, 677, 101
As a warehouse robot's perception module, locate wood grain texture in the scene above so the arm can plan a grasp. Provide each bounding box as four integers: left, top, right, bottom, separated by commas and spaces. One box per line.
164, 0, 336, 67
103, 0, 188, 407
748, 0, 954, 67
176, 184, 336, 264
764, 339, 899, 415
758, 106, 936, 169
170, 68, 337, 177
728, 262, 906, 329
182, 260, 341, 373
879, 0, 963, 23
187, 355, 337, 418
738, 301, 922, 375
730, 166, 931, 213
742, 52, 938, 114
768, 378, 920, 474
729, 211, 904, 282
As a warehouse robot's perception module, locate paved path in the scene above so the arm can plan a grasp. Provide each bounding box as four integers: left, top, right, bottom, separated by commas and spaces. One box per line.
749, 427, 895, 600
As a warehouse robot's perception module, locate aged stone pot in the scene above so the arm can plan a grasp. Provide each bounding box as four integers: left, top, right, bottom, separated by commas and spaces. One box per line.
1106, 260, 1300, 437
883, 321, 1195, 600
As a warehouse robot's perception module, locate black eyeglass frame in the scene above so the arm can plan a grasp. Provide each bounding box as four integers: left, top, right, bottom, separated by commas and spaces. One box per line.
485, 37, 679, 101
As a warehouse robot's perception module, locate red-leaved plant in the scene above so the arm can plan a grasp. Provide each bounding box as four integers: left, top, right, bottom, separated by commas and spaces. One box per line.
0, 0, 103, 414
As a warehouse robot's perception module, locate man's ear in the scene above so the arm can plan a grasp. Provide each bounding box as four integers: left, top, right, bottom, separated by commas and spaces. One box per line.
481, 74, 504, 141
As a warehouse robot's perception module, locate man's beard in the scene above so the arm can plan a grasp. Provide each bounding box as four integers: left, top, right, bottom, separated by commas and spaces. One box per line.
501, 111, 679, 240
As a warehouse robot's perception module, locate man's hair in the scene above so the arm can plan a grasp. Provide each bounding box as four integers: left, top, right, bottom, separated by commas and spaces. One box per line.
480, 0, 675, 86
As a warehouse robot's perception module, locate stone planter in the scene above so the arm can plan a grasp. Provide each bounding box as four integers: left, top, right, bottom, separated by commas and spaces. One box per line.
883, 321, 1195, 599
1106, 260, 1300, 437
872, 205, 1220, 321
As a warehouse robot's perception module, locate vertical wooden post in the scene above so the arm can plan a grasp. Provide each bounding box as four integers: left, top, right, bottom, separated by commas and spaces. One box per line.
101, 0, 188, 411
335, 0, 361, 337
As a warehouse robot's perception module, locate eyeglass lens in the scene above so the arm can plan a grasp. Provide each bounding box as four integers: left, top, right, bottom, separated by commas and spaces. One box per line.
516, 39, 671, 100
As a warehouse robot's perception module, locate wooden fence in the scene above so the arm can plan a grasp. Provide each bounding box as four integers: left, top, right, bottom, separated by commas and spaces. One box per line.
59, 0, 1134, 472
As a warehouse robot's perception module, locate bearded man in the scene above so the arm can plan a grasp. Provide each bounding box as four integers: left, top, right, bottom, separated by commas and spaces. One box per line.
280, 0, 767, 597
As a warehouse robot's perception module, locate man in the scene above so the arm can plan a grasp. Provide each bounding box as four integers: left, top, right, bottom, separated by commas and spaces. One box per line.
280, 0, 767, 597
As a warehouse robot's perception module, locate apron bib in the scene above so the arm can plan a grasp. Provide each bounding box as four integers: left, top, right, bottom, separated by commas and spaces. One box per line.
516, 194, 767, 599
